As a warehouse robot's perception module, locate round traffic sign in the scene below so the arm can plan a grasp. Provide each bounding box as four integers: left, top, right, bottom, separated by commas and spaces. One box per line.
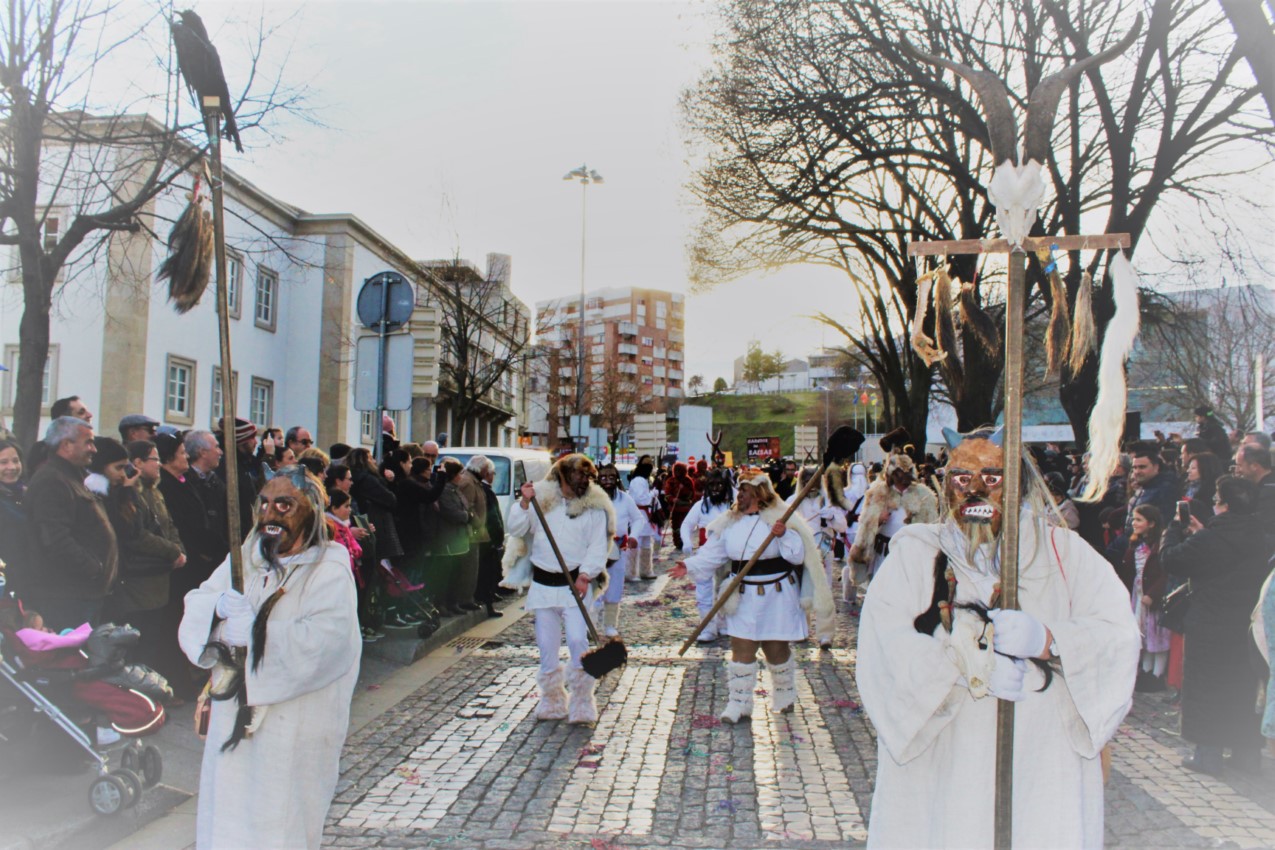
357, 271, 416, 329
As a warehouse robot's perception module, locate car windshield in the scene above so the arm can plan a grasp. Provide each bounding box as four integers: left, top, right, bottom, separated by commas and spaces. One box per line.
441, 454, 511, 494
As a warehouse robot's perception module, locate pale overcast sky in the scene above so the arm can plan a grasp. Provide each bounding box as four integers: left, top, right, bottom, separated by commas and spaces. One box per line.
118, 0, 849, 388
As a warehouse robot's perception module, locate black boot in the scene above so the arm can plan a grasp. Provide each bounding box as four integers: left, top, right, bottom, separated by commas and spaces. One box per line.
485, 602, 503, 619
1182, 745, 1223, 775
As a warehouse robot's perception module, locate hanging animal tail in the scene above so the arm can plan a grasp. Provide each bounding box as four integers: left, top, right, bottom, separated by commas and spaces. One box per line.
1038, 247, 1071, 376
250, 587, 287, 673
910, 267, 944, 366
1078, 253, 1140, 503
959, 281, 1002, 356
935, 269, 961, 378
1068, 271, 1096, 376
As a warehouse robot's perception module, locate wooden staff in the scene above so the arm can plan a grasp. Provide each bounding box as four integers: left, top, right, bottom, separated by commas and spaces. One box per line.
201, 96, 243, 593
528, 495, 601, 645
677, 464, 825, 656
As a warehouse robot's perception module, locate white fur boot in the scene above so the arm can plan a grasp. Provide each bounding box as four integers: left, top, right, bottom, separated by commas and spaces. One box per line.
603, 602, 621, 638
768, 657, 797, 714
721, 661, 757, 724
535, 666, 568, 721
841, 564, 855, 604
638, 544, 656, 579
625, 547, 640, 583
567, 666, 599, 726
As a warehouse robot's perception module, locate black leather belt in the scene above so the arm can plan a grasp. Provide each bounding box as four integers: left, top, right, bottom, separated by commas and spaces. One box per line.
533, 565, 579, 586
731, 557, 792, 577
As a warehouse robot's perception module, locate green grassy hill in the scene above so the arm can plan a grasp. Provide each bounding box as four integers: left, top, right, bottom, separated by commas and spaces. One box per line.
685, 390, 881, 460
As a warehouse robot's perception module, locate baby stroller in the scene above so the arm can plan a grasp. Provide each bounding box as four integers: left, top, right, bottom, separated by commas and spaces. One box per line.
0, 601, 167, 816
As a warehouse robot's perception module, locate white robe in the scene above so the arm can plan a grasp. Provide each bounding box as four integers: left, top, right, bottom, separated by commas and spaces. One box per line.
608, 489, 645, 560
626, 476, 659, 540
680, 495, 732, 554
856, 520, 1139, 849
180, 540, 362, 850
507, 494, 610, 610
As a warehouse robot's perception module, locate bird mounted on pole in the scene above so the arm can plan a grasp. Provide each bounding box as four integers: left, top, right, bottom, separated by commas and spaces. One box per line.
171, 9, 243, 153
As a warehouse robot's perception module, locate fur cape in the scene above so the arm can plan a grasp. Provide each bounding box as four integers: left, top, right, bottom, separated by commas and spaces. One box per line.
500, 478, 617, 592
851, 480, 939, 557
704, 502, 836, 639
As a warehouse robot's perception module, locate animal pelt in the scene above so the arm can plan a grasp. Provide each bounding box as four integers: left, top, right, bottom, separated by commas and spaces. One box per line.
159, 180, 214, 314
910, 267, 946, 367
703, 502, 835, 639
1068, 271, 1096, 376
879, 427, 913, 455
850, 479, 939, 558
824, 464, 851, 512
935, 270, 961, 373
960, 281, 1001, 356
501, 478, 617, 591
1038, 247, 1071, 377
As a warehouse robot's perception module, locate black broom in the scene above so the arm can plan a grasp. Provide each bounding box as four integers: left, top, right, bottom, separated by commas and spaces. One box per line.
528, 496, 627, 678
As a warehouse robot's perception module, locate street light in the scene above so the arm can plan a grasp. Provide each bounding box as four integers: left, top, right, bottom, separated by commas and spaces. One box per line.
563, 164, 603, 455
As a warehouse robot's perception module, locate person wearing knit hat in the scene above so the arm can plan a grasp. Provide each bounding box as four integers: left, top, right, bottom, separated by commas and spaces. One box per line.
677, 468, 834, 723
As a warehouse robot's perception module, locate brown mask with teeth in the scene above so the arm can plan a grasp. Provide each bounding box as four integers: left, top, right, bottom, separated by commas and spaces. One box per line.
945, 437, 1006, 538
256, 475, 317, 559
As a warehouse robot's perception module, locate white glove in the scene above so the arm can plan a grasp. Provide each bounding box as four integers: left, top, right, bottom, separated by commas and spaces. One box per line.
988, 608, 1048, 659
216, 589, 253, 620
988, 654, 1028, 702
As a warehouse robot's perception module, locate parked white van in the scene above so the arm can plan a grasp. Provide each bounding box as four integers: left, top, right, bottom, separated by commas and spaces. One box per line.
435, 447, 553, 519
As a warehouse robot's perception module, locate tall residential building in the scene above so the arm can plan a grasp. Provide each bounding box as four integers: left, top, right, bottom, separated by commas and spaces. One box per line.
528, 287, 684, 446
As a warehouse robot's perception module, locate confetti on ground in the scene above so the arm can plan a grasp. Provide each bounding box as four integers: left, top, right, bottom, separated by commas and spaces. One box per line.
394, 766, 422, 785
365, 683, 381, 691
692, 714, 722, 729
717, 799, 740, 813
579, 743, 606, 757
496, 722, 511, 732
590, 837, 620, 850
577, 760, 602, 769
790, 733, 806, 743
682, 744, 708, 758
755, 688, 769, 697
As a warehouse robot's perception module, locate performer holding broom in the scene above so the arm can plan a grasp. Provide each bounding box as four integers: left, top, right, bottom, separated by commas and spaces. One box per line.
502, 454, 614, 725
677, 469, 835, 723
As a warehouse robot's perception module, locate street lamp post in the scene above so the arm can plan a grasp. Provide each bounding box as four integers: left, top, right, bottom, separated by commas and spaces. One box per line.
563, 164, 603, 456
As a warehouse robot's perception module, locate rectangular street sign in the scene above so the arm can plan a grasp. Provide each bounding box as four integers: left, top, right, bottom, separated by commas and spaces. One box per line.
746, 436, 781, 461
354, 333, 414, 411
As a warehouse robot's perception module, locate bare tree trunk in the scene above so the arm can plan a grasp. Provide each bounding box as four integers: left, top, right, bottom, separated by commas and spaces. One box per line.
14, 265, 52, 449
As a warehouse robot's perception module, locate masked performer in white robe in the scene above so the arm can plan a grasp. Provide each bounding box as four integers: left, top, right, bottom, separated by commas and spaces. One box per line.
856, 427, 1139, 849
179, 466, 361, 850
596, 463, 643, 637
502, 454, 614, 724
788, 465, 850, 650
679, 467, 735, 642
626, 457, 660, 580
850, 435, 938, 588
679, 470, 835, 722
841, 462, 869, 604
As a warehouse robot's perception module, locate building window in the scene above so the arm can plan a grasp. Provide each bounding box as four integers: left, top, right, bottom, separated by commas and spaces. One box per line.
165, 355, 196, 425
211, 367, 239, 427
254, 266, 278, 331
2, 344, 58, 412
227, 252, 243, 319
360, 411, 375, 445
249, 377, 274, 429
641, 336, 653, 347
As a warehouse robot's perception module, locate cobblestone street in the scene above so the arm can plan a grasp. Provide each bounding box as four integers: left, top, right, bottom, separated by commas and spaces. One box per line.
326, 544, 1275, 850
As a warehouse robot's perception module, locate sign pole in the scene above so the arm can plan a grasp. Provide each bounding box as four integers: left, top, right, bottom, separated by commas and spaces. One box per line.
201, 96, 243, 594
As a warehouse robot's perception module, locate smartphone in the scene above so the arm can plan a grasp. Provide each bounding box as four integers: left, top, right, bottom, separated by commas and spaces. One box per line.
125, 462, 138, 477
1176, 500, 1191, 524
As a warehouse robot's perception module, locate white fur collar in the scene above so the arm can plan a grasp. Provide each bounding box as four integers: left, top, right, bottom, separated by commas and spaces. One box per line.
85, 472, 109, 496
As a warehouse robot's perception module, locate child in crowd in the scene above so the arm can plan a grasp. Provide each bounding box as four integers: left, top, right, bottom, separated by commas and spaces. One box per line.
1123, 504, 1170, 691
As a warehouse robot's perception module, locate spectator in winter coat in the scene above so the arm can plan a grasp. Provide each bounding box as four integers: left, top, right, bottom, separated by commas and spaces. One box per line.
1193, 404, 1232, 461
435, 458, 475, 615
0, 440, 30, 590
1106, 444, 1178, 567
23, 418, 117, 630
1160, 475, 1269, 775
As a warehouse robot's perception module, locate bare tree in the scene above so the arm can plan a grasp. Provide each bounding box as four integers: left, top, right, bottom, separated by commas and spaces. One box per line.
591, 351, 647, 459
423, 255, 533, 446
684, 0, 1273, 443
0, 0, 306, 447
1132, 285, 1275, 432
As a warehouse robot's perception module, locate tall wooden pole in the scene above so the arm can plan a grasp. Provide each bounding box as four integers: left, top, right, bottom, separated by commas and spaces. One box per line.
202, 97, 244, 594
994, 248, 1027, 849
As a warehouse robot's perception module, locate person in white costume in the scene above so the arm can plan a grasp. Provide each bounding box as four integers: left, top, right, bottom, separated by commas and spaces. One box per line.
850, 437, 938, 588
502, 454, 615, 725
856, 427, 1139, 849
841, 462, 869, 605
179, 467, 361, 850
678, 470, 835, 723
596, 463, 642, 637
787, 465, 849, 649
626, 457, 660, 580
679, 467, 735, 642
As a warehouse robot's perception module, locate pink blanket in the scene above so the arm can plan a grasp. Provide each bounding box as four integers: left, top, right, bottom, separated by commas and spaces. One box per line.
15, 622, 92, 651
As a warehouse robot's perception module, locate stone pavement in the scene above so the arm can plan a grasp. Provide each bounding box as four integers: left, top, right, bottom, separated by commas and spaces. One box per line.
327, 542, 1275, 849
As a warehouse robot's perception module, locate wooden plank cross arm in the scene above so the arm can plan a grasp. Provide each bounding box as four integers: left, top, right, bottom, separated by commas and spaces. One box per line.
908, 233, 1130, 256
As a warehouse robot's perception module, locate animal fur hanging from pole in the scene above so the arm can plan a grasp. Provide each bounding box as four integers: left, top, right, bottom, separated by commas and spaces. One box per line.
1068, 272, 1096, 376
959, 281, 1001, 356
910, 266, 948, 367
1037, 245, 1071, 376
158, 173, 214, 314
1078, 253, 1140, 502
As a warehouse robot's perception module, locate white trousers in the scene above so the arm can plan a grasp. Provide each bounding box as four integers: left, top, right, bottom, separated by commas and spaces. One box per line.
534, 606, 589, 674
603, 558, 625, 603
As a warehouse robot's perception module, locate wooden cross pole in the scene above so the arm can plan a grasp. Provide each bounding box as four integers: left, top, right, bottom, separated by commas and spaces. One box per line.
908, 231, 1129, 848
201, 96, 244, 594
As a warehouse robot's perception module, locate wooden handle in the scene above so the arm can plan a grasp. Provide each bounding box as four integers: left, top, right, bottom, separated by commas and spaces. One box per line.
677, 464, 826, 655
528, 495, 601, 645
